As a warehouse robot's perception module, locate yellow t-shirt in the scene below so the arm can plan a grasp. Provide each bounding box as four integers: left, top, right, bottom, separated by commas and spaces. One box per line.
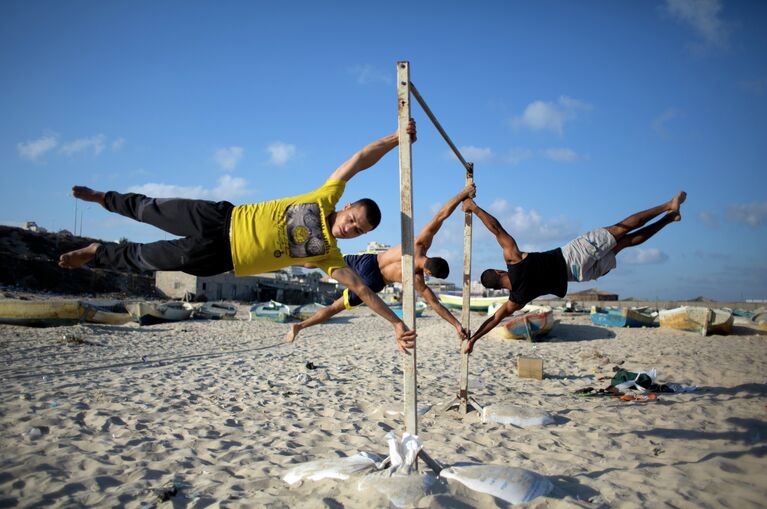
230, 179, 347, 276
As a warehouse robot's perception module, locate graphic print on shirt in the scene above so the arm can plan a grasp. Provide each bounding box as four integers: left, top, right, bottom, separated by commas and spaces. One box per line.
285, 203, 327, 258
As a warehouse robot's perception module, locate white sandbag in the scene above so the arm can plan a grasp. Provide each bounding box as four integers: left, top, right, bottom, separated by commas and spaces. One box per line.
440, 463, 553, 504
481, 404, 555, 428
282, 452, 381, 485
357, 432, 439, 508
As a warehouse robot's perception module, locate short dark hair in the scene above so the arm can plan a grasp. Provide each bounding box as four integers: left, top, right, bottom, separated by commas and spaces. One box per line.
352, 198, 381, 229
480, 268, 502, 289
424, 257, 449, 279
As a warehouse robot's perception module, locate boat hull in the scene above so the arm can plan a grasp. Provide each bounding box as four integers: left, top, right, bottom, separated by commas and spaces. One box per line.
590, 307, 656, 328
125, 302, 193, 326
500, 308, 555, 341
659, 306, 713, 336
0, 299, 92, 327
438, 293, 508, 312
250, 301, 292, 323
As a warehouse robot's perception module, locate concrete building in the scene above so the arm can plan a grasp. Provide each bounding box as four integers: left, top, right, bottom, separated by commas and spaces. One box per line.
363, 241, 390, 254
565, 287, 619, 301
155, 270, 340, 304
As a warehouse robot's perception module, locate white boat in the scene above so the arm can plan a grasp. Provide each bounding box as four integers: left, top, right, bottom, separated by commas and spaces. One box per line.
250, 301, 292, 322
658, 306, 713, 336
0, 299, 92, 327
291, 302, 327, 321
708, 308, 734, 335
194, 302, 238, 320
498, 305, 555, 341
438, 293, 508, 312
125, 301, 194, 326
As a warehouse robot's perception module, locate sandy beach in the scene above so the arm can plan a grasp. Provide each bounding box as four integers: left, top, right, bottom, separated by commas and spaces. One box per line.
1, 301, 766, 508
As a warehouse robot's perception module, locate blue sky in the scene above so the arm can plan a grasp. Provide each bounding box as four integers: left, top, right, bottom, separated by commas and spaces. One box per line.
1, 1, 765, 300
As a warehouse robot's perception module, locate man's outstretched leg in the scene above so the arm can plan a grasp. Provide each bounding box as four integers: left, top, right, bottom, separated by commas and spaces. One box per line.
58, 242, 100, 269
613, 211, 680, 254
606, 191, 686, 241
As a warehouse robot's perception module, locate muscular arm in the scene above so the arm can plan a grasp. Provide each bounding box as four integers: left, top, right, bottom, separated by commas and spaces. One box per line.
328, 120, 416, 183
415, 184, 476, 253
330, 266, 416, 353
285, 297, 346, 343
463, 300, 522, 354
415, 274, 468, 340
463, 198, 522, 263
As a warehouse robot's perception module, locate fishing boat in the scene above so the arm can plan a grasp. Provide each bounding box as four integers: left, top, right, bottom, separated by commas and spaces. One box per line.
390, 301, 427, 319
438, 293, 508, 312
0, 299, 94, 327
499, 306, 555, 341
708, 308, 734, 335
194, 302, 238, 320
590, 306, 656, 328
125, 301, 194, 326
291, 302, 326, 321
84, 301, 133, 325
751, 311, 767, 331
250, 301, 292, 322
658, 306, 713, 336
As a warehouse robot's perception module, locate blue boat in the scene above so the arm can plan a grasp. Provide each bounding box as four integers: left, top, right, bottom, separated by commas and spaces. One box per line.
590, 307, 656, 328
390, 301, 426, 318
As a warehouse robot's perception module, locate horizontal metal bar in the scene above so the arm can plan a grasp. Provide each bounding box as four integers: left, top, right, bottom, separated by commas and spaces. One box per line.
409, 82, 472, 174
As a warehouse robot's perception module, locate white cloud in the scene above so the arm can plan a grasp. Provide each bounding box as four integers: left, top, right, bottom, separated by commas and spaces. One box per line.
501, 147, 534, 165
697, 210, 719, 227
111, 137, 126, 151
541, 147, 586, 162
458, 145, 494, 163
213, 146, 244, 171
663, 0, 729, 49
504, 206, 578, 243
727, 201, 767, 228
510, 96, 591, 134
127, 175, 253, 202
620, 248, 669, 265
60, 134, 106, 157
266, 141, 296, 166
653, 108, 684, 137
348, 64, 392, 86
17, 133, 59, 161
739, 78, 767, 96
489, 199, 508, 214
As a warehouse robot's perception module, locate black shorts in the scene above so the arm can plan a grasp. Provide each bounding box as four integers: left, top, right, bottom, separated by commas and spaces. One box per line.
342, 253, 386, 308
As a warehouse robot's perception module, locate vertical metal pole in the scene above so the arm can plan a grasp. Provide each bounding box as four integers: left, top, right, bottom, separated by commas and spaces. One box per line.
397, 61, 418, 435
458, 164, 474, 414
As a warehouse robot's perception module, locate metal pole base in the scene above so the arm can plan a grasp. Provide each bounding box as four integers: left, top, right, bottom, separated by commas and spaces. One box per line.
441, 394, 484, 416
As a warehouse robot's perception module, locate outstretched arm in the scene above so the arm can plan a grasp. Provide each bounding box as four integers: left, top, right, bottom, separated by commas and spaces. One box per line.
462, 300, 521, 354
285, 297, 346, 343
328, 119, 416, 183
415, 274, 468, 341
463, 198, 522, 263
330, 267, 416, 354
415, 183, 476, 252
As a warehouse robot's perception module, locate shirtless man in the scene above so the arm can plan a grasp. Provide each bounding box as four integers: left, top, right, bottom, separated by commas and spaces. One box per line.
463, 191, 687, 353
286, 183, 477, 343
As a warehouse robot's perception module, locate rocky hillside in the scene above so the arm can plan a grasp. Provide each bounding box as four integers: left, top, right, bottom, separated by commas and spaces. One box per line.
0, 225, 157, 297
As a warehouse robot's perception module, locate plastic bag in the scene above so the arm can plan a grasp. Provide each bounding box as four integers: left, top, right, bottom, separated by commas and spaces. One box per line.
481, 404, 555, 428
440, 463, 552, 504
282, 452, 381, 485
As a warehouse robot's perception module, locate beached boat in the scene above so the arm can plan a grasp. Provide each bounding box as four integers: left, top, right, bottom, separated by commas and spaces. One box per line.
590, 306, 656, 328
658, 306, 713, 336
438, 293, 508, 312
499, 306, 555, 341
125, 301, 194, 326
390, 301, 427, 319
291, 302, 326, 321
194, 302, 238, 320
751, 312, 767, 331
0, 299, 94, 327
707, 308, 734, 335
250, 301, 292, 322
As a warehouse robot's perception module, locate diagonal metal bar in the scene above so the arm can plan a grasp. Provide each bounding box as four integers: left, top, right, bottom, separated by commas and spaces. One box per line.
409, 82, 472, 174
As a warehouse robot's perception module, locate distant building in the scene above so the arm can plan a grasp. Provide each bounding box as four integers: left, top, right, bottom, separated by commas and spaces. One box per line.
24, 221, 46, 233
566, 288, 619, 301
363, 241, 390, 254
155, 270, 340, 304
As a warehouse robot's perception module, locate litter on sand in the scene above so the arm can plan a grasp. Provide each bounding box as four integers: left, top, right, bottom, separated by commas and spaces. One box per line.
440, 463, 553, 504
282, 452, 381, 485
481, 404, 555, 428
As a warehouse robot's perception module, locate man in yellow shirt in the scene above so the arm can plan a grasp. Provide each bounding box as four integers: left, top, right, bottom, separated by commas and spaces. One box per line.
58, 121, 418, 351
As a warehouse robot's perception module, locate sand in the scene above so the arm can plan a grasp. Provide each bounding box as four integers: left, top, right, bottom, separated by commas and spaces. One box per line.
1, 302, 766, 508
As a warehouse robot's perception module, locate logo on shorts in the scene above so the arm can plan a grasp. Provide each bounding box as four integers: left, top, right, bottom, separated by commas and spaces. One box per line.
285, 203, 326, 258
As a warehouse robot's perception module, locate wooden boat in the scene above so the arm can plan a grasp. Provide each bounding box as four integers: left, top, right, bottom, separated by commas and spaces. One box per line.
194, 302, 238, 320
658, 306, 713, 336
438, 293, 508, 312
590, 306, 656, 328
291, 302, 327, 321
751, 312, 767, 331
499, 306, 555, 341
390, 301, 427, 319
250, 301, 292, 322
707, 308, 734, 335
0, 299, 94, 327
125, 301, 194, 326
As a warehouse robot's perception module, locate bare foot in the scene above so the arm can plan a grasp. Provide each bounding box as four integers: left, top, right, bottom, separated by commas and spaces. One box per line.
58, 242, 100, 269
668, 211, 682, 222
72, 186, 106, 207
669, 191, 686, 214
285, 323, 301, 343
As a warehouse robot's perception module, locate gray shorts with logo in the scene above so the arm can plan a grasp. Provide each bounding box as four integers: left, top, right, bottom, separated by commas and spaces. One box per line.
560, 228, 617, 282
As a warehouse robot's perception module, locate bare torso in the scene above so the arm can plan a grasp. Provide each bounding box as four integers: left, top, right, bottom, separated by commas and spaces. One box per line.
377, 244, 425, 283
